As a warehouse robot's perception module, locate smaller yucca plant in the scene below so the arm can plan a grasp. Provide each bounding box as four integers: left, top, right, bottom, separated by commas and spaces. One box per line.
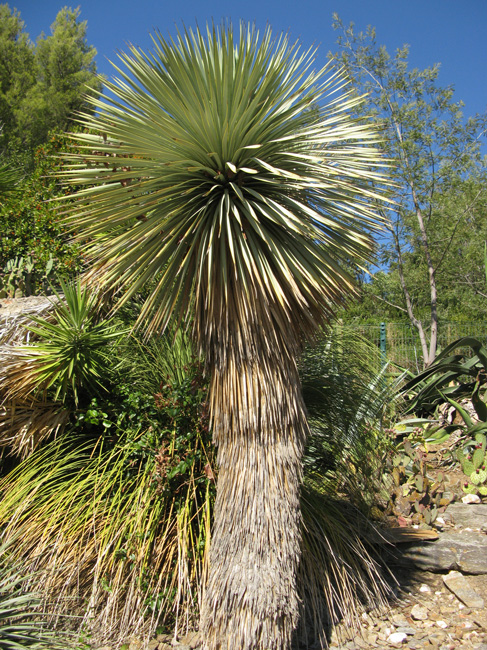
5, 279, 126, 407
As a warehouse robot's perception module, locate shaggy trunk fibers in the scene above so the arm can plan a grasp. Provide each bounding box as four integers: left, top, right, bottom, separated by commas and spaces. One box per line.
200, 354, 308, 650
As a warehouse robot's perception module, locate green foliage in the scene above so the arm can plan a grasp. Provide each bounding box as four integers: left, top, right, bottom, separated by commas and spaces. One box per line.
21, 279, 126, 406
300, 324, 402, 511
0, 5, 35, 161
382, 435, 451, 525
456, 430, 487, 498
402, 336, 487, 500
332, 17, 487, 336
403, 336, 487, 416
0, 130, 86, 291
0, 5, 101, 165
0, 254, 54, 298
0, 157, 23, 197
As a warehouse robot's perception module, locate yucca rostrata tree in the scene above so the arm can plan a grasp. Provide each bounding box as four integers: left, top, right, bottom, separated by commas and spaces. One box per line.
59, 23, 389, 650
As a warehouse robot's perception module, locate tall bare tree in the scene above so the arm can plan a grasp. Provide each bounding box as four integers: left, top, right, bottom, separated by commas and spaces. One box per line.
59, 24, 388, 650
332, 16, 487, 366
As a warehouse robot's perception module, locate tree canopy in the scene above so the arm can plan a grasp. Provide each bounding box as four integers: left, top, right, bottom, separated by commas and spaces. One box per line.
331, 16, 487, 363
0, 4, 101, 165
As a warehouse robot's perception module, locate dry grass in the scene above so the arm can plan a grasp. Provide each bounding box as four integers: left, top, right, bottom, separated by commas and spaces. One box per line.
0, 432, 213, 647
0, 347, 68, 459
0, 296, 56, 345
297, 489, 394, 648
0, 296, 67, 457
0, 399, 69, 458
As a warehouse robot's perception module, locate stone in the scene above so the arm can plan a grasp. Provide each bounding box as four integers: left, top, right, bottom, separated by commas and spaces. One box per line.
461, 494, 481, 504
411, 604, 429, 620
392, 613, 408, 624
388, 631, 408, 644
396, 626, 417, 635
446, 503, 487, 528
443, 570, 485, 608
400, 531, 487, 574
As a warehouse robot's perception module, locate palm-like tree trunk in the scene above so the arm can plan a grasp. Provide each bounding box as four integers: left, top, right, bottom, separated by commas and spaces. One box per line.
201, 351, 308, 650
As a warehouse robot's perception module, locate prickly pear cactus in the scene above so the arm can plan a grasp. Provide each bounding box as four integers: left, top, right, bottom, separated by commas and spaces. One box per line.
382, 437, 451, 526
458, 433, 487, 497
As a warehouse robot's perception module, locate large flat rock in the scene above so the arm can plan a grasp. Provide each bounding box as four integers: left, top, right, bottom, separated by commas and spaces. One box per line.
399, 530, 487, 574
444, 503, 487, 529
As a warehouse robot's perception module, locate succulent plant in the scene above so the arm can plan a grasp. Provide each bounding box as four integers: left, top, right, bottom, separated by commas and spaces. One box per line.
382, 436, 452, 526
458, 433, 487, 497
0, 255, 55, 298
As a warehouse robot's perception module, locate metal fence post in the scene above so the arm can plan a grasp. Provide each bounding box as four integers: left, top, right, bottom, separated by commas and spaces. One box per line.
380, 322, 387, 368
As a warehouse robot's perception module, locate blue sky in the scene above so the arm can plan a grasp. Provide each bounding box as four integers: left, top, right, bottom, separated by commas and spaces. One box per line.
12, 0, 487, 119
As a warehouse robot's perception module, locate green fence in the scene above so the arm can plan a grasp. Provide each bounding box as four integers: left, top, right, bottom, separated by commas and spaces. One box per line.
350, 322, 487, 372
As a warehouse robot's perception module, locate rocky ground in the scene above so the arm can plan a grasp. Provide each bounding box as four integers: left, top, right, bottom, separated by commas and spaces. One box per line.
116, 504, 487, 650
325, 503, 487, 650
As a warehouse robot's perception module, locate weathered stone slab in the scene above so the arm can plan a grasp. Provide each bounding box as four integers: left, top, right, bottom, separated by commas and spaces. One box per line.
444, 503, 487, 530
399, 531, 487, 574
443, 570, 485, 608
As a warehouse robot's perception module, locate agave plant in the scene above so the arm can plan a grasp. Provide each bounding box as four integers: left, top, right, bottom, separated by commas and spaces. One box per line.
402, 336, 487, 418
59, 23, 389, 650
0, 538, 76, 650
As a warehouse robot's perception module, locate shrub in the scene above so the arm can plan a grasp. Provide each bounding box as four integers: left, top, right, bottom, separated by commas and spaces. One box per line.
0, 130, 86, 295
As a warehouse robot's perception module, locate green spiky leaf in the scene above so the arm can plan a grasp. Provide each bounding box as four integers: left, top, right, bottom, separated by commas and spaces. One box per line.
56, 23, 389, 343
